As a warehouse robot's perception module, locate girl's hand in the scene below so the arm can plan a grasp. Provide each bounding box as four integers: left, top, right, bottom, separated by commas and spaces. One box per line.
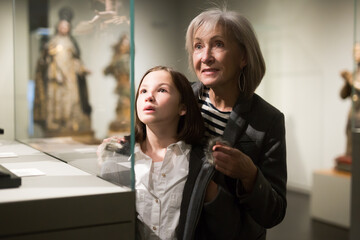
96, 136, 126, 164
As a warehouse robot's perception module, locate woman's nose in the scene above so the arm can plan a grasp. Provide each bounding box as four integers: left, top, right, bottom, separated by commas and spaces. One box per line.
201, 47, 214, 64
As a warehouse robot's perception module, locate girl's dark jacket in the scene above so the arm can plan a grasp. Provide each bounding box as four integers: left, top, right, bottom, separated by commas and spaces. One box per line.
175, 82, 287, 240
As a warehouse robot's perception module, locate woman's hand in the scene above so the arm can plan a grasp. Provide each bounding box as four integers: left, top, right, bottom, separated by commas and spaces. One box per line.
212, 143, 258, 193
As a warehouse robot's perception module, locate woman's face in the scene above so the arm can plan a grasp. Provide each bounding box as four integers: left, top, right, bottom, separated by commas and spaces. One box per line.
136, 70, 186, 128
192, 24, 246, 90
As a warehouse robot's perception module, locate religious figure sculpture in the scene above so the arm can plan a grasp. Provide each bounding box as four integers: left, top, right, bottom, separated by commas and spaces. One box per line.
103, 34, 131, 134
33, 7, 93, 137
340, 43, 360, 157
337, 43, 360, 171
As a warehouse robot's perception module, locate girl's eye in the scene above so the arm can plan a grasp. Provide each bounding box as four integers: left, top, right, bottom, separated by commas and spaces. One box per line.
158, 88, 167, 93
139, 89, 147, 94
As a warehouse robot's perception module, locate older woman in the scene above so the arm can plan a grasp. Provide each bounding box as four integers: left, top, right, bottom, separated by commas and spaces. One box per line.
181, 8, 287, 240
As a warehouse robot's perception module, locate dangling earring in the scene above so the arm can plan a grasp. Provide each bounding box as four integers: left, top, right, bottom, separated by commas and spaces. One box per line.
238, 71, 245, 92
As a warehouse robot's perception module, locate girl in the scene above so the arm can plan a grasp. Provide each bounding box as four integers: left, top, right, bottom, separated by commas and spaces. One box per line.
133, 66, 204, 239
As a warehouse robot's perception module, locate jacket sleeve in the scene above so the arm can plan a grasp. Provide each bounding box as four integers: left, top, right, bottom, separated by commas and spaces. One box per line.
236, 112, 287, 228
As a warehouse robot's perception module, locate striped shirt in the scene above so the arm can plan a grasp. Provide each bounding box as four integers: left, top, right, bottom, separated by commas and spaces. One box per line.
199, 87, 231, 137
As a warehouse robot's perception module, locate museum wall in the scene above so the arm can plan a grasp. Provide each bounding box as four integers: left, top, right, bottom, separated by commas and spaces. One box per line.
0, 0, 15, 141
235, 0, 353, 192
0, 0, 356, 192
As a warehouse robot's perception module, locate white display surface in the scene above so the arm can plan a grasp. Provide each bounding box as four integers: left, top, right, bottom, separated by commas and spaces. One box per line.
0, 140, 130, 203
0, 140, 135, 239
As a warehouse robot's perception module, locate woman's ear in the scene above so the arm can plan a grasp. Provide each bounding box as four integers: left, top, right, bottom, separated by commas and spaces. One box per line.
240, 56, 247, 69
239, 49, 247, 69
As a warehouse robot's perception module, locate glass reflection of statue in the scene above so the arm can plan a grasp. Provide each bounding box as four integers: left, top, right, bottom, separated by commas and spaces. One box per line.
33, 7, 93, 137
339, 43, 360, 160
103, 34, 130, 134
73, 0, 130, 35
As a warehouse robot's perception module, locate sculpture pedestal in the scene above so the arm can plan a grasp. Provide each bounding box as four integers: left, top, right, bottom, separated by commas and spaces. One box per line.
310, 169, 351, 228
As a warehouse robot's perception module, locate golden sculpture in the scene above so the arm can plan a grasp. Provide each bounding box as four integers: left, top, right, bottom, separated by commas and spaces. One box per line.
103, 34, 131, 134
33, 7, 93, 138
340, 43, 360, 158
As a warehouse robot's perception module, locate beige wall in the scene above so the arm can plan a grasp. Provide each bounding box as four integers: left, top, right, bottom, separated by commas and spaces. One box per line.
0, 0, 14, 140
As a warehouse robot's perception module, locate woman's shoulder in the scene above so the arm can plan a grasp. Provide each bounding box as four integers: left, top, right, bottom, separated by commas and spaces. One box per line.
240, 94, 285, 130
251, 93, 284, 117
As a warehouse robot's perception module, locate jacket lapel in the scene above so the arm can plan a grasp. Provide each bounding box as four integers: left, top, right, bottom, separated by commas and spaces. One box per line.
222, 95, 253, 147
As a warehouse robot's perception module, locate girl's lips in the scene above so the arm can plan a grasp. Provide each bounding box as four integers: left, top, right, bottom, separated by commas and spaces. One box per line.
143, 105, 155, 112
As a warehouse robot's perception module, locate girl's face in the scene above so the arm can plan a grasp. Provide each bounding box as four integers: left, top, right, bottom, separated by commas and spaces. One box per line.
136, 70, 186, 127
192, 24, 246, 90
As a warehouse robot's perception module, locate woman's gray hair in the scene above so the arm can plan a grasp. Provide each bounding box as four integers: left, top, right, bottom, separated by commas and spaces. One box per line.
185, 8, 265, 98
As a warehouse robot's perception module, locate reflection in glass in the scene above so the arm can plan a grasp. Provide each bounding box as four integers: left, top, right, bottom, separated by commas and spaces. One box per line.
98, 136, 131, 188
23, 0, 131, 143
33, 7, 93, 138
14, 0, 134, 190
103, 34, 131, 135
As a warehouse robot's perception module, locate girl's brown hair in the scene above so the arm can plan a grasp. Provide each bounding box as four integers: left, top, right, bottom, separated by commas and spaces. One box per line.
135, 66, 204, 145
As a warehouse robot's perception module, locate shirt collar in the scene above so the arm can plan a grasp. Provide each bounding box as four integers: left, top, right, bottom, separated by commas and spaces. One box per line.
167, 141, 191, 157
134, 140, 191, 161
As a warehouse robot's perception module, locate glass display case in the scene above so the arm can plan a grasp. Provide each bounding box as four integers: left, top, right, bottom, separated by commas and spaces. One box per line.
13, 0, 135, 190
1, 0, 136, 238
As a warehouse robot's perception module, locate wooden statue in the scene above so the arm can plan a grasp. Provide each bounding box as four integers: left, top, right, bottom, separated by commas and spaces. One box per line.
33, 7, 93, 137
337, 43, 360, 171
103, 34, 131, 134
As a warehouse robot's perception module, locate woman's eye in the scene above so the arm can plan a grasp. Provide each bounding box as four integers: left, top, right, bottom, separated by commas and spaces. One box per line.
194, 43, 202, 50
215, 41, 224, 48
